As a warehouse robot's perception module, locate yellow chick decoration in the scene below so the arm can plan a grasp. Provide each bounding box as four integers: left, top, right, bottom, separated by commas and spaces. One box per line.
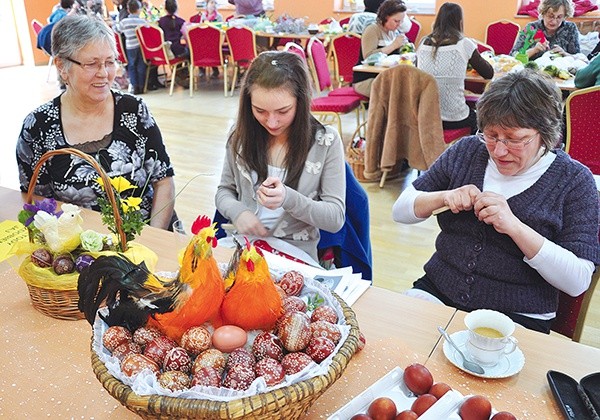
33, 203, 83, 253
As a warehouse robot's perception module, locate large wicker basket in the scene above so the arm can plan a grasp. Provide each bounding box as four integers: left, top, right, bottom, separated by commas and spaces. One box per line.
91, 291, 360, 419
21, 148, 128, 321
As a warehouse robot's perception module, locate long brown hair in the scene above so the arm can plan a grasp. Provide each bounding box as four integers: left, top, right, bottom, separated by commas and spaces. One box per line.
425, 2, 464, 56
229, 51, 322, 190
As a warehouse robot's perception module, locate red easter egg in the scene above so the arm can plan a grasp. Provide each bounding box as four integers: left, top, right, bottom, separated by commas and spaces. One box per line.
277, 311, 312, 352
143, 335, 177, 365
192, 348, 227, 376
311, 305, 338, 324
279, 270, 304, 296
281, 352, 314, 375
163, 346, 192, 373
282, 295, 307, 313
111, 341, 141, 361
103, 326, 133, 352
310, 320, 342, 344
222, 364, 256, 390
191, 366, 222, 387
120, 353, 160, 377
226, 347, 256, 369
305, 336, 336, 363
255, 357, 285, 386
181, 326, 212, 356
252, 331, 284, 361
133, 326, 162, 347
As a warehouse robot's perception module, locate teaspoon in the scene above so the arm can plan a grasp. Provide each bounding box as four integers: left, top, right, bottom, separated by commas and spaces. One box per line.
437, 326, 485, 375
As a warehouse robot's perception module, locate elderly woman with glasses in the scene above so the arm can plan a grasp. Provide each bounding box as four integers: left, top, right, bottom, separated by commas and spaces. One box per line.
16, 14, 177, 230
392, 70, 600, 334
511, 0, 580, 60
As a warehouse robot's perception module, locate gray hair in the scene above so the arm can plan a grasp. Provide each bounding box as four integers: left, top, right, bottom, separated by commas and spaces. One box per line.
51, 14, 117, 62
476, 69, 563, 152
538, 0, 574, 18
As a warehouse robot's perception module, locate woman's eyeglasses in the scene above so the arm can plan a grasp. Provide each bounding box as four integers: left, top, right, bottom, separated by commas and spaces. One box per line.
476, 130, 538, 150
65, 57, 118, 73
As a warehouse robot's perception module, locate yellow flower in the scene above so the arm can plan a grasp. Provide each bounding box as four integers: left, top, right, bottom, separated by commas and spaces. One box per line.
121, 196, 142, 213
97, 176, 137, 194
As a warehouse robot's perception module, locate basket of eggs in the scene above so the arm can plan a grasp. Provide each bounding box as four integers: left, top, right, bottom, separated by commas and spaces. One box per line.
15, 148, 155, 320
79, 223, 362, 419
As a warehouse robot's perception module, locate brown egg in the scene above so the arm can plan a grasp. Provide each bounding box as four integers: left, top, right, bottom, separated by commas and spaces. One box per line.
226, 347, 256, 369
223, 364, 256, 390
181, 326, 212, 356
111, 341, 141, 361
255, 357, 285, 386
367, 397, 397, 420
305, 336, 336, 363
252, 331, 284, 361
429, 382, 452, 399
133, 326, 162, 347
31, 248, 53, 268
410, 394, 437, 416
52, 254, 75, 275
311, 305, 339, 324
158, 370, 191, 391
403, 363, 433, 396
490, 412, 517, 420
163, 347, 192, 373
103, 326, 133, 352
192, 348, 227, 375
282, 295, 307, 313
395, 410, 418, 420
279, 270, 304, 296
310, 320, 342, 344
143, 335, 177, 365
459, 395, 492, 420
121, 353, 160, 377
277, 311, 312, 352
191, 366, 222, 387
212, 325, 248, 353
281, 352, 313, 375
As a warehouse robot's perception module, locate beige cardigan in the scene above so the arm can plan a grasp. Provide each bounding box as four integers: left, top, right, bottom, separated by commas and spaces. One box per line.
364, 65, 446, 179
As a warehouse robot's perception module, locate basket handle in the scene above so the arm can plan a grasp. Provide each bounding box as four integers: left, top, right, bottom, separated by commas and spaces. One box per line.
26, 148, 128, 252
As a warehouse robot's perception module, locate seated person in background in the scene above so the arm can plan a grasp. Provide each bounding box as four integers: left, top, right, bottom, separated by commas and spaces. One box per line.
416, 2, 493, 134
48, 0, 76, 23
352, 0, 409, 97
574, 53, 600, 87
227, 0, 264, 18
392, 69, 600, 334
17, 15, 177, 231
215, 51, 346, 265
511, 0, 580, 60
347, 0, 411, 35
158, 0, 188, 58
200, 0, 223, 23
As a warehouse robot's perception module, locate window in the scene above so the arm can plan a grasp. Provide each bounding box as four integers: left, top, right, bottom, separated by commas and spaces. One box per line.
335, 0, 435, 14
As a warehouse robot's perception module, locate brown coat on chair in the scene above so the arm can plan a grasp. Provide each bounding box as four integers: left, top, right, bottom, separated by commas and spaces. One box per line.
364, 65, 446, 179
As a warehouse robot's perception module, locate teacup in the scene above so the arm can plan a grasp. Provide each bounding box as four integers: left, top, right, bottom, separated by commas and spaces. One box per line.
464, 309, 518, 367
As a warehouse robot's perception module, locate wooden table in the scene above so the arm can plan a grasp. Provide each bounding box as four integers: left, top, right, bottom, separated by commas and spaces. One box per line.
0, 186, 597, 418
353, 63, 577, 91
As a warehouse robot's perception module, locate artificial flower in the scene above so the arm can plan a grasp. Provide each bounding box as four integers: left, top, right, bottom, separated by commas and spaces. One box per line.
80, 229, 105, 252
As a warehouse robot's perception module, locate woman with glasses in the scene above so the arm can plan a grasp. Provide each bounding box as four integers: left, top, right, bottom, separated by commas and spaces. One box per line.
392, 70, 599, 333
16, 14, 177, 231
511, 0, 580, 60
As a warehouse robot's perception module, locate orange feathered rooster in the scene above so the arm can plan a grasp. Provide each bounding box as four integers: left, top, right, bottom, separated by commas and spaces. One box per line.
78, 215, 225, 341
220, 238, 283, 331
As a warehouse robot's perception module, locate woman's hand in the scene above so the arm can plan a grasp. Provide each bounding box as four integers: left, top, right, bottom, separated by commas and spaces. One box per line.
234, 210, 269, 237
257, 176, 286, 210
473, 191, 518, 234
443, 184, 481, 213
528, 40, 548, 57
391, 34, 408, 50
550, 45, 567, 56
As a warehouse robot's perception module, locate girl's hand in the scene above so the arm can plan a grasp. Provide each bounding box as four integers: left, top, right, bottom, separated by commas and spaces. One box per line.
234, 210, 269, 237
257, 177, 286, 210
442, 184, 481, 213
473, 191, 518, 235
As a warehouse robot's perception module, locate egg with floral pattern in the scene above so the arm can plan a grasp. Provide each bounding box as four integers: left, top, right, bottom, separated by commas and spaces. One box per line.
163, 346, 192, 373
103, 326, 133, 352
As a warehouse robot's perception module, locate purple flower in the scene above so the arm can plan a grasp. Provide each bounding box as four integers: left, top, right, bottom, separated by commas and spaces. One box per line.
21, 198, 63, 227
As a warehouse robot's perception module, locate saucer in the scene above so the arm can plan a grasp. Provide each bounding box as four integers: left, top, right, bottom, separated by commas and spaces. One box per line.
442, 330, 525, 378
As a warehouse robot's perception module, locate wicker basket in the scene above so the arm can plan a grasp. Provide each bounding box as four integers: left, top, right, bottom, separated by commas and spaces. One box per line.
91, 291, 360, 419
21, 148, 128, 320
346, 121, 372, 183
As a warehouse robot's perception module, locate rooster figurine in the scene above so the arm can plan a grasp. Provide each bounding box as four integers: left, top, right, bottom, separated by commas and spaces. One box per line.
220, 238, 283, 331
77, 215, 225, 341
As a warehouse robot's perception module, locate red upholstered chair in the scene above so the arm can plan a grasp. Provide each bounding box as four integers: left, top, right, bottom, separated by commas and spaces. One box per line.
136, 24, 187, 95
283, 42, 307, 63
114, 31, 128, 65
551, 257, 600, 342
405, 17, 421, 44
339, 17, 351, 26
443, 127, 471, 145
485, 20, 520, 55
320, 17, 334, 24
306, 36, 362, 134
565, 85, 600, 175
226, 26, 257, 96
330, 33, 361, 88
186, 24, 228, 97
32, 19, 54, 82
189, 13, 202, 23
475, 39, 495, 55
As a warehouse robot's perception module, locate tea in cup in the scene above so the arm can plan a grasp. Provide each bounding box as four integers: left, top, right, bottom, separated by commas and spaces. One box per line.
464, 309, 518, 367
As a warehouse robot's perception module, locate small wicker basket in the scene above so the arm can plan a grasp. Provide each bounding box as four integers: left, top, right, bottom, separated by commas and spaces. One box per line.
21, 148, 127, 321
91, 291, 360, 419
346, 121, 371, 183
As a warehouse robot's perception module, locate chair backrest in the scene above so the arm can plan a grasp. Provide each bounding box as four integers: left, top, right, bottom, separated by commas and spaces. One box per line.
31, 19, 43, 36
226, 26, 257, 65
189, 13, 202, 23
283, 42, 307, 64
320, 17, 333, 24
405, 17, 421, 44
339, 16, 350, 26
565, 86, 600, 175
114, 31, 128, 65
136, 24, 171, 66
331, 33, 362, 86
485, 20, 520, 55
552, 264, 600, 342
475, 39, 495, 55
186, 24, 225, 67
306, 36, 333, 93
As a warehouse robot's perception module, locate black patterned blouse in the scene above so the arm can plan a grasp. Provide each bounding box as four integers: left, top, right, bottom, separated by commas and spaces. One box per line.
16, 91, 174, 220
511, 20, 581, 60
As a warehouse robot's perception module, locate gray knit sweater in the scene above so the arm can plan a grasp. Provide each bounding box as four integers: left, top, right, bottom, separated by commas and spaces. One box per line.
414, 136, 600, 314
